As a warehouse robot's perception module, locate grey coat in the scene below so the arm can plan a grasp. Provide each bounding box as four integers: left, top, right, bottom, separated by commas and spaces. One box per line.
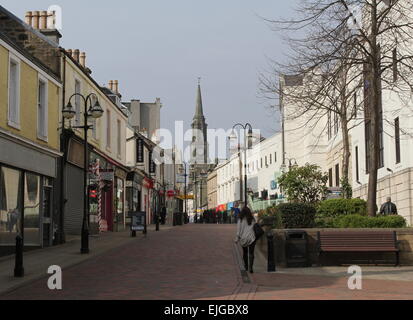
236, 218, 256, 247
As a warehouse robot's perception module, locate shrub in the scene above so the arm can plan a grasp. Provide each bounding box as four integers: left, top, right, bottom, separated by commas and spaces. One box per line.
257, 206, 283, 229
278, 164, 328, 204
317, 198, 368, 217
333, 215, 407, 229
278, 203, 316, 229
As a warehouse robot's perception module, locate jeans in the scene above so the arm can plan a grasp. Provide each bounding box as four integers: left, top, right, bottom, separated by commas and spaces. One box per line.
242, 241, 256, 271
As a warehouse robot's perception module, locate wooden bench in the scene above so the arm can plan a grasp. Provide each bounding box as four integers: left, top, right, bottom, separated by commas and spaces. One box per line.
317, 231, 400, 266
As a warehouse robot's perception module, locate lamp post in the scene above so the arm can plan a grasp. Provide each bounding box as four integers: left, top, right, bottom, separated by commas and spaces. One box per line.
62, 93, 104, 254
229, 123, 253, 207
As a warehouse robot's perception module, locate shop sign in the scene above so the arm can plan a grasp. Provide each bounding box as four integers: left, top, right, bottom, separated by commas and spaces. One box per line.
167, 190, 176, 197
149, 151, 156, 174
101, 171, 114, 181
131, 212, 146, 231
137, 138, 144, 163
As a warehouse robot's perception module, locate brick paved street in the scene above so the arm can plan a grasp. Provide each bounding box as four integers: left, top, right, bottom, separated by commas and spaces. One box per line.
1, 224, 246, 300
2, 224, 413, 300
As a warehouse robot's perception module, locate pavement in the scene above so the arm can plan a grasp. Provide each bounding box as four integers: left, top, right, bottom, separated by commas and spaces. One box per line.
1, 224, 413, 300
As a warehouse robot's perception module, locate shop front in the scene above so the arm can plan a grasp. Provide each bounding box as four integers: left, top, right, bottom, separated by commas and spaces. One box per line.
142, 177, 154, 226
126, 171, 143, 227
0, 134, 59, 254
89, 150, 128, 233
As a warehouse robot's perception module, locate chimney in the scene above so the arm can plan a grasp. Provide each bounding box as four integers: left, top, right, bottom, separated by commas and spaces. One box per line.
47, 11, 56, 29
109, 80, 114, 91
72, 49, 80, 63
25, 11, 32, 26
80, 52, 86, 68
32, 11, 40, 29
67, 49, 73, 57
39, 11, 47, 29
113, 80, 119, 94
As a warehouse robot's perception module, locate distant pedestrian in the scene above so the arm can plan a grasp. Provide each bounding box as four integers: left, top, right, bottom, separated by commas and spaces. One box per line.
233, 202, 241, 224
160, 206, 167, 225
235, 207, 256, 274
380, 197, 398, 216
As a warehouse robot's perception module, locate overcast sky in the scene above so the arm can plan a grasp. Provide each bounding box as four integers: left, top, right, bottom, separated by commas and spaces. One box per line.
3, 0, 296, 149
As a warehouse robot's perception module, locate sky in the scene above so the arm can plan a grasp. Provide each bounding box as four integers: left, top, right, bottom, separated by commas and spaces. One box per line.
2, 0, 297, 152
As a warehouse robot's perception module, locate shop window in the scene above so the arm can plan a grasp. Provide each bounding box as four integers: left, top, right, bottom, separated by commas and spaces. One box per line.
0, 167, 23, 245
24, 173, 40, 246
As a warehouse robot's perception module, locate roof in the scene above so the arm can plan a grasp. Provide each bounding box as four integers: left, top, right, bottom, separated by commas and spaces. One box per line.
0, 5, 59, 48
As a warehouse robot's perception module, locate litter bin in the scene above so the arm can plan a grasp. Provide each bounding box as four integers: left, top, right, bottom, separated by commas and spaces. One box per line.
285, 230, 309, 268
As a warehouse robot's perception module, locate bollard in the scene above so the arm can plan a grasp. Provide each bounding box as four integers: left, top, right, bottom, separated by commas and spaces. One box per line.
14, 235, 24, 278
267, 231, 276, 272
156, 215, 160, 232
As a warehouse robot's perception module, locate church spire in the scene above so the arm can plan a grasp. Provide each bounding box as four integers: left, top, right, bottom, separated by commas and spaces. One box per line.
194, 78, 205, 121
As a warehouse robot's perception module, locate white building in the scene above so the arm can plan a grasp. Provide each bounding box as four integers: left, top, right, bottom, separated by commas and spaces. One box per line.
281, 73, 413, 226
215, 132, 285, 211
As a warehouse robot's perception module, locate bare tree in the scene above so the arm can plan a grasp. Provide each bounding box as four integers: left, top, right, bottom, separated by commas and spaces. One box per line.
260, 0, 413, 215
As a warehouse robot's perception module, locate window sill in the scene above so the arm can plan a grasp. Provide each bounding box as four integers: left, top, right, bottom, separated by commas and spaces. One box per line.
37, 135, 49, 143
8, 121, 21, 131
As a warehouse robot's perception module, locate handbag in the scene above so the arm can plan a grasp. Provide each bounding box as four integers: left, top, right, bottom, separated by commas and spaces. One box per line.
253, 223, 265, 241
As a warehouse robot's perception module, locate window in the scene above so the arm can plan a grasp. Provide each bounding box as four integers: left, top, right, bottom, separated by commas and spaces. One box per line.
74, 79, 81, 125
37, 77, 48, 140
117, 120, 121, 156
353, 92, 358, 119
395, 117, 401, 164
333, 112, 339, 135
8, 56, 20, 128
355, 146, 360, 182
329, 168, 333, 188
0, 167, 23, 245
261, 158, 263, 169
393, 48, 398, 82
90, 95, 97, 140
270, 154, 272, 165
24, 173, 41, 245
327, 111, 332, 140
106, 110, 111, 148
335, 164, 340, 187
275, 152, 277, 163
265, 156, 268, 167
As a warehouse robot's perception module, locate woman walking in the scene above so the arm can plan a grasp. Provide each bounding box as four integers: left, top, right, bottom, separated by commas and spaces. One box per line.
235, 207, 256, 274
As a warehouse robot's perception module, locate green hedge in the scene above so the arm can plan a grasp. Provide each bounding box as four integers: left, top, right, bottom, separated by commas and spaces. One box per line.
278, 203, 316, 229
317, 198, 367, 217
332, 214, 407, 228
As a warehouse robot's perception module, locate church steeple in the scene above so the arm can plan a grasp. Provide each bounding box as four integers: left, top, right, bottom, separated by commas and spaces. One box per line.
190, 78, 208, 165
194, 78, 205, 122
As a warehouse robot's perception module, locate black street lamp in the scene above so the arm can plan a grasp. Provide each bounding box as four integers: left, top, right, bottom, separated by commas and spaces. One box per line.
229, 123, 253, 207
62, 93, 104, 254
